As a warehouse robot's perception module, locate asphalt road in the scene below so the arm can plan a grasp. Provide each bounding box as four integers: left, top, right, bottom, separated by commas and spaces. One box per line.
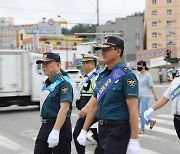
0, 83, 180, 154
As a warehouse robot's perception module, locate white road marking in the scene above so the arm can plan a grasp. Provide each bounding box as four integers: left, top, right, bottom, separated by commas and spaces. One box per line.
0, 135, 32, 154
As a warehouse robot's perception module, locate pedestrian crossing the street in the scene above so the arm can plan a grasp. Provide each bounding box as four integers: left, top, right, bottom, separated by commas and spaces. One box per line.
0, 114, 179, 154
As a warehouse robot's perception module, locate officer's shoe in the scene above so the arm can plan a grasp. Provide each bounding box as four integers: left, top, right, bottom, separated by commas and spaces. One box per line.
150, 120, 156, 129
86, 131, 97, 145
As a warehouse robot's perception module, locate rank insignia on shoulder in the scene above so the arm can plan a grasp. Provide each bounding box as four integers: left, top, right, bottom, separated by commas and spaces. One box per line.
127, 79, 136, 88
122, 67, 130, 73
61, 87, 68, 94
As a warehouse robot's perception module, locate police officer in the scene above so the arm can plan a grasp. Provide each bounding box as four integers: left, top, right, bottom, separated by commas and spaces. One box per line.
144, 69, 180, 139
34, 52, 73, 154
77, 36, 140, 154
73, 53, 99, 154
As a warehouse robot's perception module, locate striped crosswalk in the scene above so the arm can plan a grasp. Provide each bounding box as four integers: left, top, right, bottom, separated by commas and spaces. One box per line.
0, 114, 179, 154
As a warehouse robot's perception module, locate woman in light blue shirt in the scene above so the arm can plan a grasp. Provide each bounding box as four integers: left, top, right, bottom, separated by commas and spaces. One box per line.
136, 60, 158, 134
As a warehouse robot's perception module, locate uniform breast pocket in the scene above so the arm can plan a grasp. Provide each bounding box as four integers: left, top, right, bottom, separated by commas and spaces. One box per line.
50, 91, 60, 103
112, 82, 123, 99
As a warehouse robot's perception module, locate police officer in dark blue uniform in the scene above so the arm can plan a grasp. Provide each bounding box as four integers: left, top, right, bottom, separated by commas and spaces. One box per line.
77, 36, 141, 154
34, 52, 73, 154
73, 53, 99, 154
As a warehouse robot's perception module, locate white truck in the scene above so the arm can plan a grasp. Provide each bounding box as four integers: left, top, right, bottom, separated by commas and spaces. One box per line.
0, 50, 46, 107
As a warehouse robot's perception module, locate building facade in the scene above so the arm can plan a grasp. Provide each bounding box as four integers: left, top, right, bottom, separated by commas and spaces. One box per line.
139, 0, 180, 61
96, 16, 144, 62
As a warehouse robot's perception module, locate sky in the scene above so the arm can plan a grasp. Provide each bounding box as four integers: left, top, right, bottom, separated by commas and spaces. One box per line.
0, 0, 145, 28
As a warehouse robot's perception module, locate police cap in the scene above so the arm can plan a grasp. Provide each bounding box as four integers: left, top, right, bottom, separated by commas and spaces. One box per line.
36, 52, 61, 64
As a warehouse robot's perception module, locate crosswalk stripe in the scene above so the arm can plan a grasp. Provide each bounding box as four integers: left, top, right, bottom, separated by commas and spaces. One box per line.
148, 125, 176, 135
157, 114, 173, 119
151, 118, 173, 125
141, 147, 161, 154
0, 135, 32, 154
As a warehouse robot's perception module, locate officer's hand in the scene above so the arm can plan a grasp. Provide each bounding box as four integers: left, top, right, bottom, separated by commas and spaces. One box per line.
127, 139, 141, 154
79, 107, 87, 118
154, 96, 158, 102
144, 108, 154, 121
77, 130, 87, 146
47, 129, 60, 148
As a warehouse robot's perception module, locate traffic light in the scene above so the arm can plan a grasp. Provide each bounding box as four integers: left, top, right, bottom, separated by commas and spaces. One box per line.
166, 49, 171, 59
75, 34, 87, 38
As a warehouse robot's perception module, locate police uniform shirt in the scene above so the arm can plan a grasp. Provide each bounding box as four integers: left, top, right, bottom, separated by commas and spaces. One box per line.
41, 73, 73, 118
81, 69, 98, 92
163, 77, 180, 115
93, 62, 138, 121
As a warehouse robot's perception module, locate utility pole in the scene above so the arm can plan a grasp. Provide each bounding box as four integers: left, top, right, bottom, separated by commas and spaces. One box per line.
97, 0, 99, 26
166, 25, 170, 81
58, 15, 68, 69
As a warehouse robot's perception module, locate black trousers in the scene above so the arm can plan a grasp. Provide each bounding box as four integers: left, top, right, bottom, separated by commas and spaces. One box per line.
174, 117, 180, 139
34, 118, 72, 154
97, 124, 130, 154
73, 117, 98, 154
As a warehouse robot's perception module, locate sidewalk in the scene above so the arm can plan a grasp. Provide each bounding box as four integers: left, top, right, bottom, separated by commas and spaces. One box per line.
154, 81, 170, 87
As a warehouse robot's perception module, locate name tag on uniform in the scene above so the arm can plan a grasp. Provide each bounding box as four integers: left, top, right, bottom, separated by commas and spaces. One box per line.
171, 84, 180, 101
97, 68, 129, 103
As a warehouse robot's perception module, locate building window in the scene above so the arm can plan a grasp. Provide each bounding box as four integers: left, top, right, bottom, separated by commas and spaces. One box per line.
152, 21, 157, 26
152, 10, 157, 16
167, 9, 172, 15
152, 43, 157, 48
167, 0, 172, 3
57, 42, 61, 45
152, 0, 157, 4
45, 42, 50, 44
152, 32, 157, 37
20, 34, 23, 40
167, 20, 172, 26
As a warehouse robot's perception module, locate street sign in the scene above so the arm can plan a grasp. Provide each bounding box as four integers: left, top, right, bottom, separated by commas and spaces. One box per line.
48, 18, 55, 25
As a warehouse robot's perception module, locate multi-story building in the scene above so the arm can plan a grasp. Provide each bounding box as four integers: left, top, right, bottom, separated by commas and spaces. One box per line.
0, 17, 14, 27
137, 0, 180, 63
96, 16, 144, 62
0, 17, 64, 49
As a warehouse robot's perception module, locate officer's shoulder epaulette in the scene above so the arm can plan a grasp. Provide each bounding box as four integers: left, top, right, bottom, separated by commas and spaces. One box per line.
121, 66, 131, 73
93, 70, 101, 75
59, 76, 65, 81
60, 76, 70, 83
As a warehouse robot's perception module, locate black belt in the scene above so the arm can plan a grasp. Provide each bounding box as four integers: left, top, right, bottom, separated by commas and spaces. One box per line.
42, 118, 56, 124
174, 115, 180, 120
98, 120, 129, 126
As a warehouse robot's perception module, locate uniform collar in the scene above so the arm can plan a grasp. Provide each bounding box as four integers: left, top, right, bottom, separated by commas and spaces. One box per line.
86, 69, 97, 77
47, 72, 62, 84
102, 61, 124, 74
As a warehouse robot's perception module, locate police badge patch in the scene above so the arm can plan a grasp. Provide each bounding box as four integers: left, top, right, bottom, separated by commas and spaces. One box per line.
127, 79, 136, 88
61, 87, 68, 94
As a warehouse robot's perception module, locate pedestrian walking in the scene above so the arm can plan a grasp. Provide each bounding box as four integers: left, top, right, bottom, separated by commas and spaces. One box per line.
77, 36, 140, 154
34, 52, 73, 154
73, 53, 99, 154
136, 60, 158, 134
144, 69, 180, 139
158, 67, 164, 83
